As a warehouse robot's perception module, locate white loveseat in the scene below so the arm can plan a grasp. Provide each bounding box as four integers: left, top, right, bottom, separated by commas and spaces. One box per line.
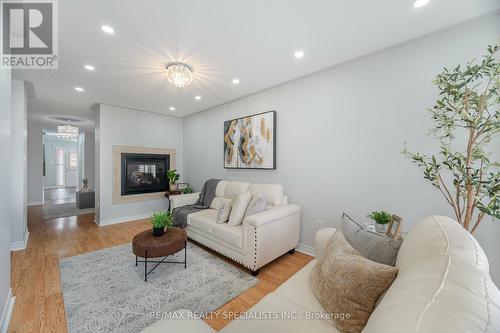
143, 215, 500, 333
169, 180, 300, 274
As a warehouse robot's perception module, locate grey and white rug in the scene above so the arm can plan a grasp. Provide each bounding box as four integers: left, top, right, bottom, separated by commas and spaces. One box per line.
59, 242, 258, 333
43, 202, 95, 220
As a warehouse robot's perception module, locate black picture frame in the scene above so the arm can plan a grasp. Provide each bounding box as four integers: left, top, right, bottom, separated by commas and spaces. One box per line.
223, 110, 276, 170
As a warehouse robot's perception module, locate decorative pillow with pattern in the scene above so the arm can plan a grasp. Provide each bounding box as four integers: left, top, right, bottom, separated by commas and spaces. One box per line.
244, 192, 267, 217
216, 199, 233, 223
228, 192, 252, 225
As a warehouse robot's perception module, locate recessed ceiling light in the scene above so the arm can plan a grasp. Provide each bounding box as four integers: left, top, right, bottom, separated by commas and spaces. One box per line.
101, 25, 115, 34
232, 78, 240, 85
413, 0, 430, 8
74, 87, 84, 92
195, 95, 202, 100
169, 106, 176, 111
84, 64, 95, 71
294, 50, 304, 58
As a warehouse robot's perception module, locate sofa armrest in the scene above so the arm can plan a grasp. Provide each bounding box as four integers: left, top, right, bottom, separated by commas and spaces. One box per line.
244, 204, 301, 228
169, 192, 200, 210
315, 227, 336, 260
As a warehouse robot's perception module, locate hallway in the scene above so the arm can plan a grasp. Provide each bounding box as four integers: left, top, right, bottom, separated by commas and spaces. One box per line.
44, 187, 76, 205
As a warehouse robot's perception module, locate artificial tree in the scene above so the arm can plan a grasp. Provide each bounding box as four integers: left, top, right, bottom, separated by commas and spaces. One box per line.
404, 44, 499, 234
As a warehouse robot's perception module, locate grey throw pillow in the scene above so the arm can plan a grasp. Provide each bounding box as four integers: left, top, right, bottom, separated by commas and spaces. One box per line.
244, 192, 267, 217
341, 213, 403, 266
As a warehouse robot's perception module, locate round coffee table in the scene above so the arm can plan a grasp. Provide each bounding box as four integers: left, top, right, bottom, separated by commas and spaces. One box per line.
132, 227, 187, 281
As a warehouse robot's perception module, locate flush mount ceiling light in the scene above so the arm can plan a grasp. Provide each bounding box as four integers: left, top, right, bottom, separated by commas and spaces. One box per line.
195, 95, 202, 100
74, 86, 84, 92
232, 78, 240, 85
101, 25, 115, 34
84, 64, 95, 71
169, 106, 176, 111
165, 62, 194, 88
58, 122, 79, 140
413, 0, 430, 8
294, 50, 305, 58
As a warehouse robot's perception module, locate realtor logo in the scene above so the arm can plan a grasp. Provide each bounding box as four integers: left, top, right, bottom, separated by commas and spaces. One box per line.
1, 0, 58, 69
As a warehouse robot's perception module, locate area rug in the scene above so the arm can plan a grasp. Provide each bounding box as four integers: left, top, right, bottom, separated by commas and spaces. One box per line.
43, 202, 95, 220
59, 242, 258, 333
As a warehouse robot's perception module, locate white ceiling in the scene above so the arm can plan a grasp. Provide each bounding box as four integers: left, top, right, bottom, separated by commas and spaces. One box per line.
14, 0, 500, 130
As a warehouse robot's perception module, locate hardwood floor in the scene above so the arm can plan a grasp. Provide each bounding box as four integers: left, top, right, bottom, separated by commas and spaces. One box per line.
9, 206, 313, 332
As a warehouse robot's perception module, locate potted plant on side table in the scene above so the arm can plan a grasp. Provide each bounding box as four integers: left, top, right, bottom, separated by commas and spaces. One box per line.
367, 211, 393, 233
150, 211, 173, 237
167, 169, 180, 192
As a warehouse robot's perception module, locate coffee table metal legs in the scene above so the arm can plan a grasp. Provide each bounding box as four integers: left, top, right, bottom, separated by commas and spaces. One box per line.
136, 242, 187, 282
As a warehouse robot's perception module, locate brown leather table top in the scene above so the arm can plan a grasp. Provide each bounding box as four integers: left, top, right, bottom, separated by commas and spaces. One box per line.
132, 227, 187, 258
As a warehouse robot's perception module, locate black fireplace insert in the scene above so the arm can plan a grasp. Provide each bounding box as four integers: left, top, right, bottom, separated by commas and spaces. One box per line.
121, 153, 169, 195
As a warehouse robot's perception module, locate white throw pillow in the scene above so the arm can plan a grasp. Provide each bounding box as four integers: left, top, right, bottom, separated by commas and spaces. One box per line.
228, 192, 252, 225
216, 199, 233, 224
245, 192, 267, 217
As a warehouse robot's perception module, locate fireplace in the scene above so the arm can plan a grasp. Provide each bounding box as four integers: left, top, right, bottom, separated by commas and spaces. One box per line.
121, 153, 169, 195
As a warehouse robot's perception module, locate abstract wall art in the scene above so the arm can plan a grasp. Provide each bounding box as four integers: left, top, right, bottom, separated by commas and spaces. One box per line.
224, 111, 276, 169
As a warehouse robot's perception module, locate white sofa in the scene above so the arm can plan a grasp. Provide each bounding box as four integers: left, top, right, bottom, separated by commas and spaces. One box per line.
169, 180, 301, 274
143, 215, 500, 333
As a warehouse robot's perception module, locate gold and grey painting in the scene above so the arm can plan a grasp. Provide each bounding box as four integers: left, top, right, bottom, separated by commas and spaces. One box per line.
224, 111, 276, 169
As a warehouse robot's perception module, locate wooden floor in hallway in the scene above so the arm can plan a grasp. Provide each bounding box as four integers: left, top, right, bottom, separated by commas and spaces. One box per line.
9, 206, 313, 332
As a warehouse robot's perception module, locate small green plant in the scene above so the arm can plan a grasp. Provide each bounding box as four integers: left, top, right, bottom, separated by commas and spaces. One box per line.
367, 211, 393, 224
181, 186, 193, 194
166, 169, 180, 184
150, 211, 173, 229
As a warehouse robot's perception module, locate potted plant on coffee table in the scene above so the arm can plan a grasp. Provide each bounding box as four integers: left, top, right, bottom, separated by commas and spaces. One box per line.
150, 211, 173, 237
367, 211, 393, 233
166, 169, 180, 192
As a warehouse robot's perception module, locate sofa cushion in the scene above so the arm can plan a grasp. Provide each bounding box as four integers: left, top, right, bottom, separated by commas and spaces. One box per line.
228, 192, 251, 226
364, 255, 500, 333
216, 180, 228, 197
222, 291, 339, 333
309, 231, 398, 333
249, 184, 284, 207
223, 181, 250, 200
275, 260, 325, 314
187, 209, 218, 234
396, 215, 489, 273
341, 213, 402, 266
213, 223, 243, 248
244, 192, 267, 217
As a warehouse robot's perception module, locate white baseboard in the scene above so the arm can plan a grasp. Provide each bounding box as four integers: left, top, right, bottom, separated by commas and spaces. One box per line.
28, 201, 43, 206
98, 213, 150, 226
93, 215, 100, 226
296, 243, 315, 257
10, 231, 29, 251
0, 289, 15, 333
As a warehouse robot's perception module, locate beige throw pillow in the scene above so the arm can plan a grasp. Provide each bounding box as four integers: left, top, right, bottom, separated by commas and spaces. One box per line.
228, 192, 252, 225
216, 199, 233, 223
309, 231, 398, 333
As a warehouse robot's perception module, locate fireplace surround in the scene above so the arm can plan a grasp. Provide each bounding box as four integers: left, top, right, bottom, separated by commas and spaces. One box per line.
112, 146, 176, 204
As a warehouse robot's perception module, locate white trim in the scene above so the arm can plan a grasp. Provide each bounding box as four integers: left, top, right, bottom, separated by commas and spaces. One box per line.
0, 289, 15, 333
296, 243, 315, 257
93, 215, 100, 226
97, 213, 150, 226
28, 201, 43, 206
43, 186, 57, 189
10, 231, 29, 251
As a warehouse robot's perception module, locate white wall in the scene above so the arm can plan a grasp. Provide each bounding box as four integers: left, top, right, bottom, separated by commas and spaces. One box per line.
183, 14, 500, 284
10, 80, 28, 248
0, 69, 14, 332
27, 122, 43, 205
95, 104, 183, 225
84, 131, 95, 189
